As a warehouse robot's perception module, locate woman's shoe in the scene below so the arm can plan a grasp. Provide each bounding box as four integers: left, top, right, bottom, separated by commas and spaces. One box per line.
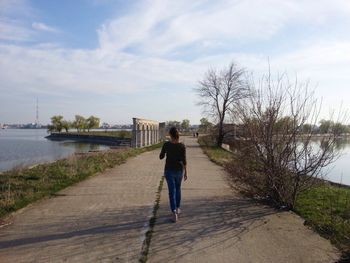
176, 208, 181, 216
172, 212, 178, 223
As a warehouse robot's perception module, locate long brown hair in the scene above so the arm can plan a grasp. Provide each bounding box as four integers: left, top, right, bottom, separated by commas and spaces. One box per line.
169, 127, 179, 140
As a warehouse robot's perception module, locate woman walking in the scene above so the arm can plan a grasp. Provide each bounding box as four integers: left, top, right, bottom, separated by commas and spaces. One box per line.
159, 127, 187, 222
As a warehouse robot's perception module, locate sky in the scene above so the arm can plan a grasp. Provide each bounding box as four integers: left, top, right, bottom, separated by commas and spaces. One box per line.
0, 0, 350, 125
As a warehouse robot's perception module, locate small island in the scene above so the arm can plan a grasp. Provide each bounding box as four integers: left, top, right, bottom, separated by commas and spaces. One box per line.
45, 115, 132, 146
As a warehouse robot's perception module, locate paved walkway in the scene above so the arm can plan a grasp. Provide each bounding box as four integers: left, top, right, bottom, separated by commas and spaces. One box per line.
0, 137, 340, 262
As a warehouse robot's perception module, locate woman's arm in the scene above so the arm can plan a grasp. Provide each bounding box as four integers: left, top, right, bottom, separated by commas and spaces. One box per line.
159, 142, 166, 159
182, 144, 187, 181
183, 165, 187, 181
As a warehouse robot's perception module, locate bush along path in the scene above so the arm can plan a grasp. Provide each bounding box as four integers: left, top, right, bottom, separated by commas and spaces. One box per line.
198, 135, 350, 261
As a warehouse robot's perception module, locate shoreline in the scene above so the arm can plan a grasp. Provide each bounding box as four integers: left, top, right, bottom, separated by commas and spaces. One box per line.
0, 131, 131, 174
45, 132, 131, 146
0, 142, 162, 220
0, 151, 108, 175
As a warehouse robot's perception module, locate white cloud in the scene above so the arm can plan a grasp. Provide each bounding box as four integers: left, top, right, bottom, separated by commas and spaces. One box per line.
0, 18, 33, 41
96, 0, 350, 57
0, 0, 33, 41
32, 22, 58, 33
1, 0, 350, 123
0, 0, 32, 17
0, 44, 200, 97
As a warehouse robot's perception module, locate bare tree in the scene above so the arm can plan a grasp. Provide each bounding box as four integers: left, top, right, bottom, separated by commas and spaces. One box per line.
196, 62, 250, 146
231, 72, 342, 209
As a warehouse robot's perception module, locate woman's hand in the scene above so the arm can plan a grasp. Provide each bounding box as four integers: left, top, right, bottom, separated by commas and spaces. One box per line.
184, 171, 188, 181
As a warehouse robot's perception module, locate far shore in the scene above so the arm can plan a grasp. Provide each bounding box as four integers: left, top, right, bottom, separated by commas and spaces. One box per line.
46, 132, 131, 146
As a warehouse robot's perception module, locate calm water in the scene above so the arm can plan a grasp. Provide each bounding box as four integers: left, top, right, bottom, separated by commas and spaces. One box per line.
324, 138, 350, 186
0, 129, 110, 172
226, 138, 350, 186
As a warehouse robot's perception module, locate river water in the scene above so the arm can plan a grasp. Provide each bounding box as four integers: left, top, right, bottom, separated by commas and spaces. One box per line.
1, 129, 350, 185
0, 129, 110, 172
325, 138, 350, 185
224, 138, 350, 186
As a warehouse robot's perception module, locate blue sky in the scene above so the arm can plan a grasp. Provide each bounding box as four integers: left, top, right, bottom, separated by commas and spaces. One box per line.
1, 0, 350, 125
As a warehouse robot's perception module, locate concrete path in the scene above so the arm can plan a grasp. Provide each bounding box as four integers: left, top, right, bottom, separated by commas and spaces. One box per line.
0, 137, 340, 263
0, 150, 163, 262
148, 137, 339, 263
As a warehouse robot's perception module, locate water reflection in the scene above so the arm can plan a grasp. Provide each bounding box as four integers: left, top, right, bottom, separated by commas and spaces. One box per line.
0, 129, 110, 172
325, 138, 350, 185
228, 137, 350, 186
334, 138, 350, 151
60, 141, 102, 152
304, 138, 350, 185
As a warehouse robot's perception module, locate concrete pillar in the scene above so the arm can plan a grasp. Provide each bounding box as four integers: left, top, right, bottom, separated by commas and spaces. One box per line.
138, 129, 141, 147
142, 125, 145, 147
132, 118, 162, 148
147, 126, 150, 146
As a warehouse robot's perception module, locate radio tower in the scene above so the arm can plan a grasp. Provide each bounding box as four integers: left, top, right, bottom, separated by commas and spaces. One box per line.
35, 98, 40, 128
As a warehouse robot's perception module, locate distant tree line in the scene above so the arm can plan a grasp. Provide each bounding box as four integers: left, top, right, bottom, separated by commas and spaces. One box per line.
198, 118, 213, 133
165, 118, 214, 133
48, 115, 100, 133
272, 118, 350, 135
166, 119, 191, 131
317, 120, 350, 135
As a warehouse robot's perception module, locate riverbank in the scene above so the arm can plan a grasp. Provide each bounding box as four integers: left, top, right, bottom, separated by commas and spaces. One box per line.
0, 129, 112, 173
0, 143, 161, 220
54, 130, 132, 137
198, 136, 350, 259
0, 142, 165, 262
46, 131, 132, 146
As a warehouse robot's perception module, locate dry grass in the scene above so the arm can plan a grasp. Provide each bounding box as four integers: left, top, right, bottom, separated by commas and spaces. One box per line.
0, 143, 162, 218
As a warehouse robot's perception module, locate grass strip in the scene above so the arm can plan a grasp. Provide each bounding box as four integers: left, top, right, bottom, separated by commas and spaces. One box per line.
0, 143, 162, 219
139, 176, 164, 263
295, 185, 350, 256
197, 136, 233, 166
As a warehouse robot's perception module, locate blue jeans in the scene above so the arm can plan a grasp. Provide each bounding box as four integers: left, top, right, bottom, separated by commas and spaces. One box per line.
164, 170, 183, 212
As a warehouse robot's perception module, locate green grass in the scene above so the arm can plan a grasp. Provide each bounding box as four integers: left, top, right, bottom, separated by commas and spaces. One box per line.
295, 184, 350, 252
0, 143, 162, 219
197, 136, 233, 165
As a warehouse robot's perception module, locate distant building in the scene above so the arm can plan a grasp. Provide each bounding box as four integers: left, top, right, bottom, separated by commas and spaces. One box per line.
101, 122, 111, 129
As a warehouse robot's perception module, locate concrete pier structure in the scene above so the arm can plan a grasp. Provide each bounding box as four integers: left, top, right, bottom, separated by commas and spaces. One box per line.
132, 118, 166, 148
